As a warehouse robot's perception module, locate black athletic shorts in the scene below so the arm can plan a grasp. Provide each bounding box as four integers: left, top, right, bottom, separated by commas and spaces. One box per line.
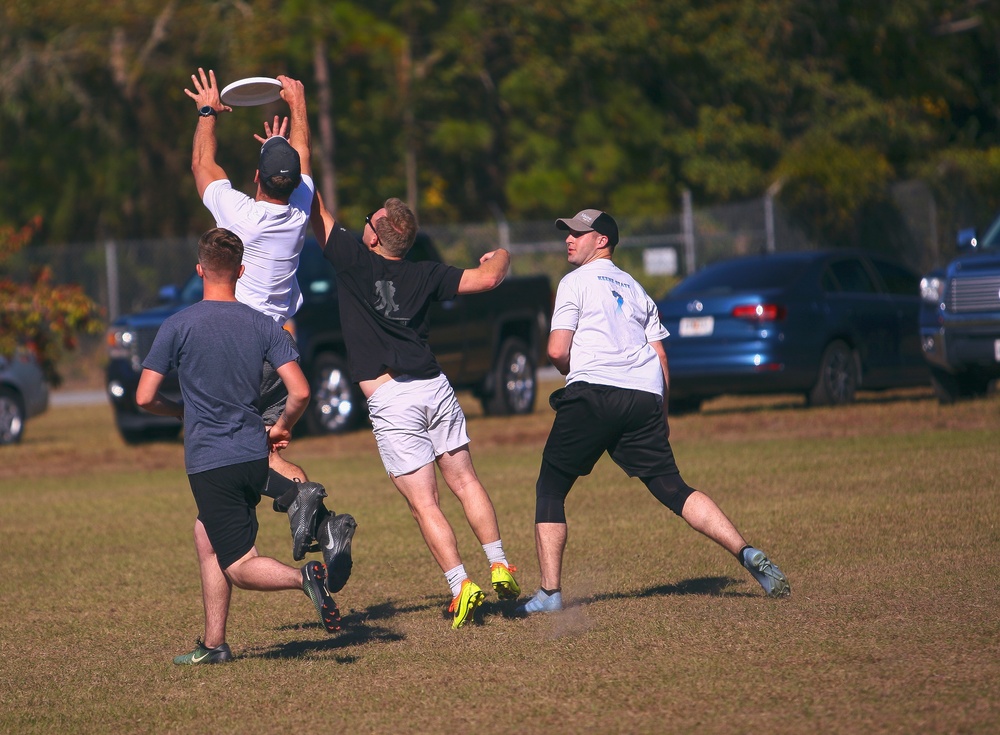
258, 329, 299, 426
542, 382, 679, 479
188, 458, 268, 570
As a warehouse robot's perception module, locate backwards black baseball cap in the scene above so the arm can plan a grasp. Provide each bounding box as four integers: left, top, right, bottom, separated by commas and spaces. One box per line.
258, 136, 301, 186
554, 209, 619, 247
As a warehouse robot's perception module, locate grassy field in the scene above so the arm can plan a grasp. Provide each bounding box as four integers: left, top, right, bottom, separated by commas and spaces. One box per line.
1, 383, 998, 734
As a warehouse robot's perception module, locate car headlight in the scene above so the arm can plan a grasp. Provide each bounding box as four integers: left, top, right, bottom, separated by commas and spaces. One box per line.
106, 327, 137, 359
920, 276, 943, 303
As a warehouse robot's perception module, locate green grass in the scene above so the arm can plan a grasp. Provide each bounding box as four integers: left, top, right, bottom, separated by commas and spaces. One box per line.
1, 388, 998, 734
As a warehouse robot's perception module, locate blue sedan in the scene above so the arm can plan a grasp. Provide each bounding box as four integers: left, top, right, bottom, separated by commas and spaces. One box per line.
655, 250, 929, 412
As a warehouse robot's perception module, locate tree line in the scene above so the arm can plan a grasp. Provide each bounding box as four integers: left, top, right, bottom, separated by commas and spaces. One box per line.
3, 0, 1000, 250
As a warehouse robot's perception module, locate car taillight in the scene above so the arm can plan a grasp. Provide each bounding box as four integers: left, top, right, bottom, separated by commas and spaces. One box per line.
731, 304, 786, 321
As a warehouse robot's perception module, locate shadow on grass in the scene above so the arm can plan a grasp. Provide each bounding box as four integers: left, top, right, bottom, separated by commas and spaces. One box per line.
696, 388, 934, 417
249, 618, 405, 661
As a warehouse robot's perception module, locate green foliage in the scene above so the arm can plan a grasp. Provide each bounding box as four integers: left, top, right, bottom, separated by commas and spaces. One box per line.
0, 218, 104, 385
2, 0, 1000, 245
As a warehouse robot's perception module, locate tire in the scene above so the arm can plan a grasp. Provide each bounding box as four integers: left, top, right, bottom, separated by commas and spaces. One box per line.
118, 425, 182, 445
807, 340, 859, 406
0, 387, 26, 445
482, 337, 537, 416
305, 352, 364, 435
930, 367, 991, 404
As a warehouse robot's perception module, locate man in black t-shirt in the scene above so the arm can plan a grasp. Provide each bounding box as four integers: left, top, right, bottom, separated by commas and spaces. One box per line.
311, 195, 521, 629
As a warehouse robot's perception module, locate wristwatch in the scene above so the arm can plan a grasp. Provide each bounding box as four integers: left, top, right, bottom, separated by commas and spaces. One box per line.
198, 105, 217, 118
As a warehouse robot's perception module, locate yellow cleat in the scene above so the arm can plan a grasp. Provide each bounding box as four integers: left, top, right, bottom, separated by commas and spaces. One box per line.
490, 562, 521, 600
449, 579, 485, 629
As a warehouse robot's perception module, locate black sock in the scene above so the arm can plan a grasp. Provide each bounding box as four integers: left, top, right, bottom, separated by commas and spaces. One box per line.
541, 587, 560, 596
738, 545, 752, 563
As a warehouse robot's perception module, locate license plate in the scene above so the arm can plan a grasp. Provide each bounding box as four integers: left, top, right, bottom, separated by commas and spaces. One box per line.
679, 316, 714, 337
995, 339, 1000, 362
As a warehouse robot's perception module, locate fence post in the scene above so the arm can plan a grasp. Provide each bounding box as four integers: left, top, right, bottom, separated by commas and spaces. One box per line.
682, 189, 695, 275
489, 203, 510, 250
105, 239, 119, 321
764, 192, 776, 253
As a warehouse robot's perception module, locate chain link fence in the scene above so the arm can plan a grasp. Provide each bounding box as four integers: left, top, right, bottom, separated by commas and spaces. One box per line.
7, 184, 941, 325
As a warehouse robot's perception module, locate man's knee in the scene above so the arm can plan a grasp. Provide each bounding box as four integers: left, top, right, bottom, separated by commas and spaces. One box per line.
535, 461, 576, 524
642, 473, 694, 516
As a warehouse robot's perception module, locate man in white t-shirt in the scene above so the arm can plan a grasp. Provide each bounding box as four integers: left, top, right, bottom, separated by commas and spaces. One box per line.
183, 69, 354, 595
517, 209, 791, 614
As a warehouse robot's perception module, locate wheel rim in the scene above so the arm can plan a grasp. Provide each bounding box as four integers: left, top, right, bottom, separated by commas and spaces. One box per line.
502, 351, 535, 413
824, 347, 855, 404
0, 396, 23, 443
313, 365, 355, 432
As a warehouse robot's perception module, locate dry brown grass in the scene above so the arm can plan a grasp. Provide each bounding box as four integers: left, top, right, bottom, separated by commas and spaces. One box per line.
1, 383, 998, 734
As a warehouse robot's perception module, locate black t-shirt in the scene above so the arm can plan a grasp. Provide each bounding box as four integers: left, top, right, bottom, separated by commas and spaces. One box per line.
323, 224, 463, 382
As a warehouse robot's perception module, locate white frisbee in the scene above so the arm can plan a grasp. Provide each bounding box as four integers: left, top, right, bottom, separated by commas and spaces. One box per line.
220, 77, 282, 107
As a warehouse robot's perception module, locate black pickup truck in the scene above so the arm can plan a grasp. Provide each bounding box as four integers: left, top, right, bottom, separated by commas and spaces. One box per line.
106, 234, 552, 442
919, 213, 1000, 402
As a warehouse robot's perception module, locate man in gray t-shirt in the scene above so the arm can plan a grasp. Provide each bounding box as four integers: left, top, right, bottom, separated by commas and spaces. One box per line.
137, 228, 341, 665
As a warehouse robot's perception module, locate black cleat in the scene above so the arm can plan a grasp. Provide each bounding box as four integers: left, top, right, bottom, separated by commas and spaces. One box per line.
301, 561, 341, 633
288, 482, 328, 561
317, 513, 357, 594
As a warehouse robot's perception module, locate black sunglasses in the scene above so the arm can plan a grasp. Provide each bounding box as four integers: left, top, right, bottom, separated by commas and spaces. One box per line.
365, 209, 379, 235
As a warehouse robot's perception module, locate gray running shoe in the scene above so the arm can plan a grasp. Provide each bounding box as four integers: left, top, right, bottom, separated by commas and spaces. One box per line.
741, 547, 791, 598
516, 589, 563, 614
301, 561, 341, 633
317, 512, 357, 594
288, 482, 328, 561
173, 640, 233, 665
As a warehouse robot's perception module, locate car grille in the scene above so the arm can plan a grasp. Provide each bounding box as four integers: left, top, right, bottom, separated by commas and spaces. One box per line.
948, 275, 1000, 313
135, 326, 161, 361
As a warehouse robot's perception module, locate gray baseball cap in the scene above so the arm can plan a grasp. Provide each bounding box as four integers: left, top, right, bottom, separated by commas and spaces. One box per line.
555, 209, 619, 247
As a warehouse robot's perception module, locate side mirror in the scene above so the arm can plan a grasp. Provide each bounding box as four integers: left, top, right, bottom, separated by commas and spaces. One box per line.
956, 227, 978, 253
158, 284, 181, 302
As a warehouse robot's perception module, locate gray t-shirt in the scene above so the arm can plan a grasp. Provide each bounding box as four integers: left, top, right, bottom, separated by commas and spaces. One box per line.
142, 300, 299, 474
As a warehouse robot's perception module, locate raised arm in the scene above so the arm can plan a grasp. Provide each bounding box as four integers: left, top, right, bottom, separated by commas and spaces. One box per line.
457, 248, 511, 294
310, 190, 337, 246
184, 67, 231, 198
276, 75, 312, 179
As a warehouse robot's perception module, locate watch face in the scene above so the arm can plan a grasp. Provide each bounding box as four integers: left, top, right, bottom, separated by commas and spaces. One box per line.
199, 106, 215, 116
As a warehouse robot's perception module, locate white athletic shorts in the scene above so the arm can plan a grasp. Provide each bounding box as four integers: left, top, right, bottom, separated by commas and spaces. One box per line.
366, 372, 471, 477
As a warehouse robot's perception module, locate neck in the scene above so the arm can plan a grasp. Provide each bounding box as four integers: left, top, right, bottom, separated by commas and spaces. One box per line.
202, 282, 239, 302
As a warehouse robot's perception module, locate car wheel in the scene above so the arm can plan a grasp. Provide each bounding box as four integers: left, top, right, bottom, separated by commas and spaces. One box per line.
0, 387, 26, 445
930, 367, 991, 404
306, 352, 364, 434
118, 425, 182, 444
808, 340, 858, 406
482, 337, 537, 416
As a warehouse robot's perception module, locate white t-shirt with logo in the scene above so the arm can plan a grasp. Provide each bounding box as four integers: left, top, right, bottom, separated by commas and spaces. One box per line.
202, 175, 316, 325
550, 258, 669, 396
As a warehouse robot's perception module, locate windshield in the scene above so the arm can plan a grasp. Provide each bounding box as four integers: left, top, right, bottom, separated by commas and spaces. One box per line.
669, 257, 810, 296
980, 213, 1000, 250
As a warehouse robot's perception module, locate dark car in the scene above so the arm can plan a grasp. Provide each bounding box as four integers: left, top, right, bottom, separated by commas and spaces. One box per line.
918, 213, 1000, 402
654, 250, 929, 412
106, 233, 551, 443
0, 351, 49, 444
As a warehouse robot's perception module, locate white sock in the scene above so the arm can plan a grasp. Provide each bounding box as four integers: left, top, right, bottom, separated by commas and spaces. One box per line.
445, 564, 468, 597
482, 540, 508, 567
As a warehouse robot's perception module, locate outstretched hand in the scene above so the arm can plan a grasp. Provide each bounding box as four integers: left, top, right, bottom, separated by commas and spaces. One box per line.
184, 67, 232, 114
253, 116, 290, 145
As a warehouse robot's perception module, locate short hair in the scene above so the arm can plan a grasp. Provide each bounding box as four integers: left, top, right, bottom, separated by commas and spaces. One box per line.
198, 228, 244, 277
260, 175, 298, 200
375, 198, 418, 257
